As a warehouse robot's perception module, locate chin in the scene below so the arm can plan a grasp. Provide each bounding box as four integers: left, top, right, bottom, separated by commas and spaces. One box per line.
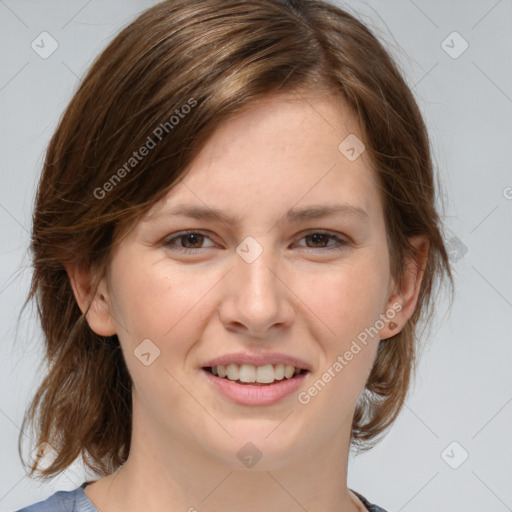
203, 425, 304, 471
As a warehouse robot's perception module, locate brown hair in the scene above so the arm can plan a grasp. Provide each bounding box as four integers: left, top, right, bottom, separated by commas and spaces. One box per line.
20, 0, 453, 479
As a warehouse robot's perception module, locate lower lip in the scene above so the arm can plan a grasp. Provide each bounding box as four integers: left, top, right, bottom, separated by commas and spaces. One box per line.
202, 369, 308, 405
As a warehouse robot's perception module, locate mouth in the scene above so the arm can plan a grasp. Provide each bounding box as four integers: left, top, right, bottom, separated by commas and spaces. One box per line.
201, 363, 310, 405
202, 364, 310, 386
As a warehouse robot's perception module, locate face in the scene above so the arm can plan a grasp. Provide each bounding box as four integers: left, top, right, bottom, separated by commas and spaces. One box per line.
80, 92, 410, 470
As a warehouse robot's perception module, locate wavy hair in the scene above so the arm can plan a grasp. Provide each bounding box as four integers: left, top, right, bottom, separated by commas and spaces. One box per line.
19, 0, 453, 479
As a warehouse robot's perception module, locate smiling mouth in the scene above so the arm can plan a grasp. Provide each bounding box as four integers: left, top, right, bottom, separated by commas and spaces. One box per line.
202, 366, 309, 386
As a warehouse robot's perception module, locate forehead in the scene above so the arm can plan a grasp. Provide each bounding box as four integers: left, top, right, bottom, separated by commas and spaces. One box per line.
144, 91, 383, 226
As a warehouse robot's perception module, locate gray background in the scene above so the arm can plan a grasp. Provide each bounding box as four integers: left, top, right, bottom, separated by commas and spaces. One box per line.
1, 1, 511, 511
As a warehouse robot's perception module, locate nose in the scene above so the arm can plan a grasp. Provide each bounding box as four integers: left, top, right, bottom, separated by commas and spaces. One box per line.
218, 242, 295, 338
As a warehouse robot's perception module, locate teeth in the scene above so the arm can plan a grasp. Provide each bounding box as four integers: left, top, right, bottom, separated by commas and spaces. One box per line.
208, 363, 303, 383
256, 364, 274, 383
274, 363, 284, 380
284, 365, 295, 379
239, 364, 256, 383
226, 363, 239, 381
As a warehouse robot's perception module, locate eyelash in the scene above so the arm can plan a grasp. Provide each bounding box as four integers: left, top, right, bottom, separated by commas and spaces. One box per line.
163, 230, 349, 254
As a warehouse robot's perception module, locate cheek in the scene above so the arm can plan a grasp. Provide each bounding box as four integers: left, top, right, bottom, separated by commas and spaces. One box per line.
109, 251, 200, 338
107, 250, 224, 378
291, 253, 389, 406
296, 254, 390, 346
107, 253, 217, 426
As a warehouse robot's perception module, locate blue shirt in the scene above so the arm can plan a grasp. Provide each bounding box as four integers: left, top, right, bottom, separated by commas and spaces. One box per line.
14, 482, 389, 512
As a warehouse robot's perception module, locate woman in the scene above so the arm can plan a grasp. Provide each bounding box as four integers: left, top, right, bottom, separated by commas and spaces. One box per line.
15, 1, 453, 511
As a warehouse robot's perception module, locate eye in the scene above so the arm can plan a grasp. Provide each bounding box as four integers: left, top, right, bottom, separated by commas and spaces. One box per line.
295, 231, 349, 251
163, 230, 216, 253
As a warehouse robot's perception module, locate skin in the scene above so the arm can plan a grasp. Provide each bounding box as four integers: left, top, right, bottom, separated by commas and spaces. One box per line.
68, 91, 428, 512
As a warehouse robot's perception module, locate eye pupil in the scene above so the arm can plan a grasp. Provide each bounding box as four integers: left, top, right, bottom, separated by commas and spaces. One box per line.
309, 233, 327, 247
183, 233, 202, 247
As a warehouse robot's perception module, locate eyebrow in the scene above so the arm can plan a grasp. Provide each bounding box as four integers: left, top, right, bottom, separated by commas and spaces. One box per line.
153, 203, 369, 225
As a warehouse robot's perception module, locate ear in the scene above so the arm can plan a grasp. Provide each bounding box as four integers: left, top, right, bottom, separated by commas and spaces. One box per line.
65, 263, 117, 337
379, 235, 429, 339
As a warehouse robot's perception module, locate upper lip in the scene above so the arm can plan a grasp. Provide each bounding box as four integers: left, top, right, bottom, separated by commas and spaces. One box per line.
202, 352, 311, 371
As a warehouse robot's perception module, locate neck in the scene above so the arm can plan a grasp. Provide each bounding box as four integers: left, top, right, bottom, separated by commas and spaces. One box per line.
85, 404, 361, 512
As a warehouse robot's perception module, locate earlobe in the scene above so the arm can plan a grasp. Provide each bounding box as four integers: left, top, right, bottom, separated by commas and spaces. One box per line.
65, 263, 117, 337
379, 235, 429, 339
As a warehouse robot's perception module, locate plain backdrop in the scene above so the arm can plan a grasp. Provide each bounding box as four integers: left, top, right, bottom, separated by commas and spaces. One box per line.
1, 1, 511, 511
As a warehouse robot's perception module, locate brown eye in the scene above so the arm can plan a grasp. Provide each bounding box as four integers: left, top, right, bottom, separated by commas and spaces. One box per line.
305, 233, 330, 248
297, 231, 348, 250
179, 233, 205, 249
163, 231, 215, 253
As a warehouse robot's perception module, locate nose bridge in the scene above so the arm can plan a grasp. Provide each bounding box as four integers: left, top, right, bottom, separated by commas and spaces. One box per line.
237, 234, 281, 305
222, 234, 292, 333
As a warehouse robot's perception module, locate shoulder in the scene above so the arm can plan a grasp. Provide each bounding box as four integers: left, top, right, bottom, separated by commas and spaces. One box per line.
13, 483, 97, 512
350, 489, 390, 512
